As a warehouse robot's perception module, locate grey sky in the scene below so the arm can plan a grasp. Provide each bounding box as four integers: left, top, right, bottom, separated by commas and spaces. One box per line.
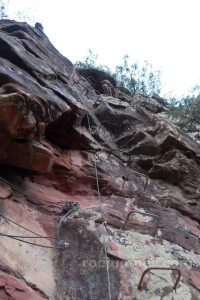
6, 0, 200, 97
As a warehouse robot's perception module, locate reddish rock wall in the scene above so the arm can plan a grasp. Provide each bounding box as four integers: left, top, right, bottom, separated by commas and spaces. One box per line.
0, 20, 199, 299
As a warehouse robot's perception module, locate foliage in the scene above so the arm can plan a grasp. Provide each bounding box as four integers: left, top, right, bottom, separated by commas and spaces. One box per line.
76, 50, 200, 136
0, 0, 8, 19
114, 55, 161, 96
75, 49, 112, 74
166, 89, 200, 131
75, 49, 98, 69
0, 0, 35, 23
75, 49, 161, 96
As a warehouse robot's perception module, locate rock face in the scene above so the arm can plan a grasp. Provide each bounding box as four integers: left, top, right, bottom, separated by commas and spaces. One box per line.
77, 68, 117, 97
0, 20, 200, 300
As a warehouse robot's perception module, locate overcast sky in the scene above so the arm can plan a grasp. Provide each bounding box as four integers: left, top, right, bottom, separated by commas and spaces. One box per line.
6, 0, 200, 97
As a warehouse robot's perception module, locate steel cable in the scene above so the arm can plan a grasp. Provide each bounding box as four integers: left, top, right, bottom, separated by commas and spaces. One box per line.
56, 202, 79, 241
0, 213, 68, 249
0, 176, 70, 208
74, 87, 112, 300
0, 233, 62, 249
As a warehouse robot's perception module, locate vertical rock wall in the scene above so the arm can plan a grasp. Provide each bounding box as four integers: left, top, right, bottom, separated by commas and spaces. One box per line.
0, 20, 199, 299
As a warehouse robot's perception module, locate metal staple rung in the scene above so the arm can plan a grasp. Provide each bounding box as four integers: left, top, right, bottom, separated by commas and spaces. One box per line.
105, 148, 131, 163
81, 85, 94, 96
71, 73, 102, 107
124, 209, 159, 236
122, 171, 149, 191
138, 267, 181, 291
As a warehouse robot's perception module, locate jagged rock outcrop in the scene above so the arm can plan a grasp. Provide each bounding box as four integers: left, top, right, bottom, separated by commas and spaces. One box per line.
0, 20, 200, 300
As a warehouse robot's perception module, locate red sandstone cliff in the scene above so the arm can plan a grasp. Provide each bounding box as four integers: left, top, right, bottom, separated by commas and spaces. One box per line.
0, 20, 199, 299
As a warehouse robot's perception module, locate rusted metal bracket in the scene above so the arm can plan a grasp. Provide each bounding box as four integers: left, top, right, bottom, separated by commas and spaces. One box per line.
124, 209, 159, 236
138, 267, 181, 291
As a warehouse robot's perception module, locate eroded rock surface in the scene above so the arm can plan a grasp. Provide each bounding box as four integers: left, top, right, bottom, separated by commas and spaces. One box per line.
0, 20, 200, 300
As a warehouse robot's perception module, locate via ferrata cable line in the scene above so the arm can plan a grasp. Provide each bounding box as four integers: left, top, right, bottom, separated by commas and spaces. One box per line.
0, 176, 70, 208
74, 83, 112, 300
0, 213, 68, 249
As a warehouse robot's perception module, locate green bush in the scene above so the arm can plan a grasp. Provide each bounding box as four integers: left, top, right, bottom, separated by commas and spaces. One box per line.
75, 49, 161, 97
166, 93, 200, 131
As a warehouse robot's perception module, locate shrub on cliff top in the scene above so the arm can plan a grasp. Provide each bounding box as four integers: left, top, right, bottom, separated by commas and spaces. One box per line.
75, 49, 161, 97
